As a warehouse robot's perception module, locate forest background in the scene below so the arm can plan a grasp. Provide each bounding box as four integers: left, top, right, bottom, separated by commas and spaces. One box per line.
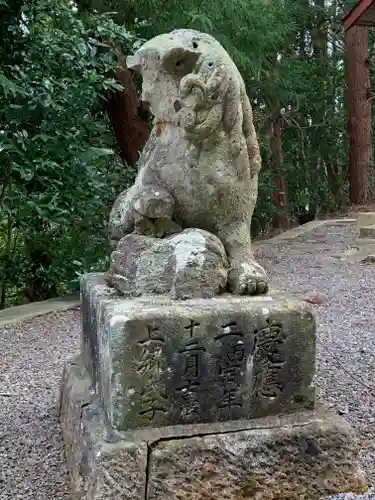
0, 0, 372, 308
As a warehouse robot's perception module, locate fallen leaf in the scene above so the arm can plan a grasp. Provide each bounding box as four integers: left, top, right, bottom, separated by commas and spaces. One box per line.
302, 293, 326, 305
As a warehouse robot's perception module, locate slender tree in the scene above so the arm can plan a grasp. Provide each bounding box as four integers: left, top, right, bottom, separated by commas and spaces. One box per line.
263, 0, 287, 227
76, 0, 150, 167
100, 48, 150, 167
345, 25, 372, 204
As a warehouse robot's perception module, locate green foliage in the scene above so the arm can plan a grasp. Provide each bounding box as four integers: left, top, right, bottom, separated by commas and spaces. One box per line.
0, 0, 363, 308
124, 0, 351, 226
0, 0, 138, 306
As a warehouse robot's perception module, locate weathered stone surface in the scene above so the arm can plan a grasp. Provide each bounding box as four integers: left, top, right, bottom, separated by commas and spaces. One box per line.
58, 356, 368, 500
357, 212, 375, 235
342, 242, 375, 263
110, 228, 228, 299
81, 273, 315, 432
58, 357, 147, 500
359, 224, 375, 239
80, 274, 118, 386
147, 413, 368, 500
58, 354, 94, 490
108, 29, 268, 296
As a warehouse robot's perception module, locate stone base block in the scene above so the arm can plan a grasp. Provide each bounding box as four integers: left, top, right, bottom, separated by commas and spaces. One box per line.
359, 224, 375, 240
357, 212, 375, 236
58, 356, 368, 500
81, 273, 316, 431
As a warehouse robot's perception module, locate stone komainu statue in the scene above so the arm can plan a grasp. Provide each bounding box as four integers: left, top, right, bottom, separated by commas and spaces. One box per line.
109, 29, 268, 296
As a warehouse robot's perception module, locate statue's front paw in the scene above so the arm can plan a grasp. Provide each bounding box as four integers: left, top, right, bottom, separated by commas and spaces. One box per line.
228, 260, 268, 295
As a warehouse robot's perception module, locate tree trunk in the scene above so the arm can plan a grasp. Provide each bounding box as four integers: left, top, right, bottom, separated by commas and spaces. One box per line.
263, 0, 287, 227
106, 53, 150, 166
76, 0, 150, 167
264, 59, 287, 227
270, 114, 287, 227
345, 25, 372, 204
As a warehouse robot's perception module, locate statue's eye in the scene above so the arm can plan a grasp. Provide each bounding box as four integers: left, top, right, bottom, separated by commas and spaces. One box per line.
192, 41, 199, 49
174, 100, 182, 112
208, 62, 213, 68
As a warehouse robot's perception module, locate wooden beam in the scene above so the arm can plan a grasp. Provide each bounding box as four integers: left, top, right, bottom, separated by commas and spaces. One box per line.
342, 0, 375, 31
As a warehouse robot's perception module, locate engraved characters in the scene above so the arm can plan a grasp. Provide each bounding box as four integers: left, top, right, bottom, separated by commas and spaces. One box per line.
137, 325, 168, 421
215, 322, 247, 414
175, 320, 206, 419
134, 316, 286, 424
252, 319, 286, 399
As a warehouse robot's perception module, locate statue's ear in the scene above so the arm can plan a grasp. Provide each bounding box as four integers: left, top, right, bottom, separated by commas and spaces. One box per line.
126, 54, 142, 73
161, 47, 200, 76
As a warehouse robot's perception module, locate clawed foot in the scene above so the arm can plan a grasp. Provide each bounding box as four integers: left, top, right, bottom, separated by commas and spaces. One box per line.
228, 260, 268, 295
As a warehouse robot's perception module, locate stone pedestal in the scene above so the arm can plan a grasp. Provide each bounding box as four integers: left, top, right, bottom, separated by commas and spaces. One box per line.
342, 213, 375, 263
357, 212, 375, 237
59, 357, 367, 500
58, 273, 368, 499
81, 273, 315, 430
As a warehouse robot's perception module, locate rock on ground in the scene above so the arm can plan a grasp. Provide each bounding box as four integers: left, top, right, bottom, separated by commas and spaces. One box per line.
110, 228, 228, 299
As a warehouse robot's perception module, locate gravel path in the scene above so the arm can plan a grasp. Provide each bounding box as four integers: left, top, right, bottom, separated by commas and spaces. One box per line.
257, 222, 375, 499
0, 221, 374, 499
0, 309, 80, 499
